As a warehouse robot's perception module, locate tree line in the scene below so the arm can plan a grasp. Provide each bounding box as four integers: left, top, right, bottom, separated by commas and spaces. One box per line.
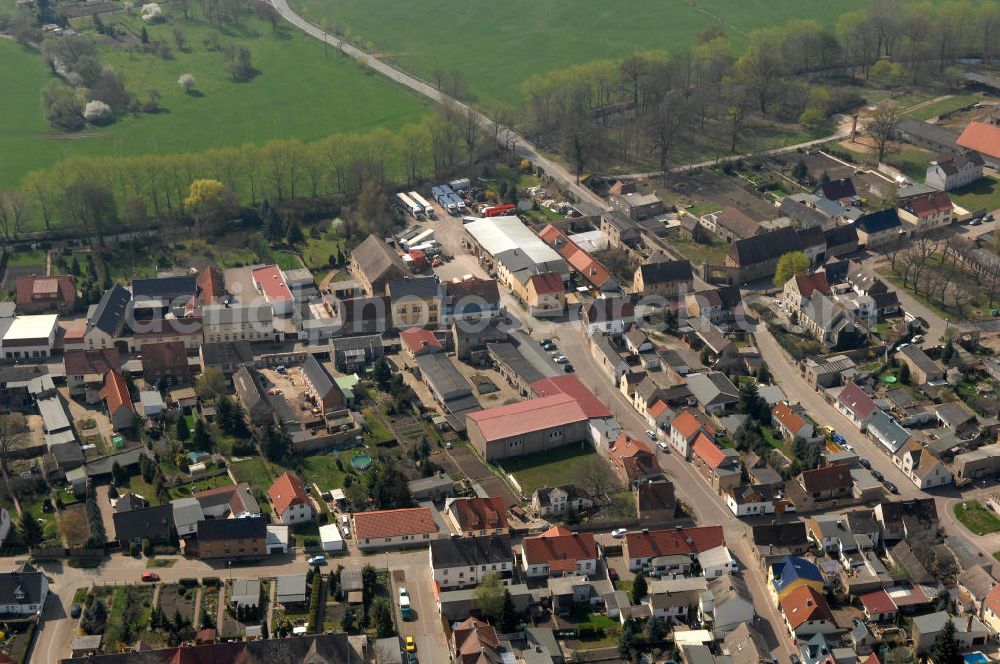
516, 0, 1000, 173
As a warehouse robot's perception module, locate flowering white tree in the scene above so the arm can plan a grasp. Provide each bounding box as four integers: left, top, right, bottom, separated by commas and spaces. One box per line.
140, 3, 162, 22
83, 100, 112, 124
177, 73, 196, 93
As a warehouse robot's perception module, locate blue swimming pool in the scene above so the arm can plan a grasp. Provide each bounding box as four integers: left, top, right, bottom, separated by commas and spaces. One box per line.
964, 652, 989, 664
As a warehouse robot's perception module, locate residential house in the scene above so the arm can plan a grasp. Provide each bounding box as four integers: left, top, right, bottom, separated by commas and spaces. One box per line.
925, 151, 984, 191
194, 483, 261, 519
100, 370, 134, 430
724, 624, 774, 664
635, 478, 677, 525
442, 276, 502, 323
400, 327, 443, 360
633, 259, 694, 298
894, 440, 952, 489
331, 295, 393, 335
981, 583, 1000, 634
141, 341, 190, 387
353, 507, 438, 551
685, 286, 743, 326
84, 284, 131, 349
582, 297, 636, 336
799, 293, 855, 346
725, 484, 781, 518
866, 410, 912, 455
807, 514, 859, 558
388, 276, 442, 328
232, 365, 273, 425
350, 234, 409, 295
769, 556, 824, 605
532, 485, 593, 518
647, 400, 676, 435
538, 224, 618, 292
299, 356, 345, 413
0, 562, 48, 616
600, 211, 642, 248
780, 583, 837, 636
803, 354, 858, 389
913, 611, 989, 652
670, 410, 716, 459
623, 526, 725, 573
799, 464, 853, 502
608, 433, 661, 487
201, 303, 274, 344
522, 526, 597, 578
824, 225, 859, 258
590, 332, 629, 386
526, 272, 566, 317
896, 344, 944, 385
687, 372, 739, 415
609, 192, 666, 221
15, 275, 76, 314
646, 576, 709, 623
171, 497, 204, 538
957, 565, 996, 617
772, 402, 815, 442
691, 433, 742, 493
898, 192, 954, 233
854, 209, 904, 248
783, 273, 831, 314
112, 504, 175, 549
701, 207, 763, 242
699, 574, 755, 634
64, 348, 121, 403
819, 178, 857, 204
451, 616, 502, 664
836, 382, 878, 430
198, 340, 254, 376
330, 334, 384, 373
751, 523, 810, 565
874, 498, 938, 541
444, 497, 509, 535
430, 534, 513, 590
189, 516, 268, 559
859, 589, 898, 623
268, 472, 314, 525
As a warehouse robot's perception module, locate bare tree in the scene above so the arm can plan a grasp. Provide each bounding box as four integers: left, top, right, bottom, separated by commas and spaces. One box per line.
0, 414, 28, 473
865, 104, 900, 162
575, 456, 613, 500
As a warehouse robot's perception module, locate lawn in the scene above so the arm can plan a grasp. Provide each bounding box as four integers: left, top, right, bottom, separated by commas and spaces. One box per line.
954, 501, 1000, 535
4, 248, 46, 267
665, 229, 729, 267
884, 148, 934, 182
300, 451, 360, 490
906, 94, 982, 121
58, 505, 92, 548
950, 176, 1000, 213
500, 443, 599, 496
128, 476, 163, 506
230, 458, 274, 487
362, 409, 395, 445
0, 6, 428, 189
167, 474, 234, 500
288, 0, 886, 108
300, 231, 346, 272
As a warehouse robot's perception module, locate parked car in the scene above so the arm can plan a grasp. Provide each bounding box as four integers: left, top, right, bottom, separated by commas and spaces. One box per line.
645, 430, 658, 441
657, 441, 669, 453
859, 458, 871, 469
408, 654, 418, 664
871, 470, 884, 481
141, 572, 160, 582
405, 636, 416, 653
555, 356, 569, 364
831, 433, 846, 444
611, 528, 628, 539
308, 555, 327, 566
842, 443, 854, 452
564, 364, 575, 373
883, 481, 899, 494
71, 604, 82, 618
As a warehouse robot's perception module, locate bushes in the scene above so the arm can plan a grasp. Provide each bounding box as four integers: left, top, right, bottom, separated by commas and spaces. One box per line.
307, 567, 323, 633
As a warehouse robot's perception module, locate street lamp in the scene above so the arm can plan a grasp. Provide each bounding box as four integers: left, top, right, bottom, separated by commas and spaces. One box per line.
228, 560, 232, 583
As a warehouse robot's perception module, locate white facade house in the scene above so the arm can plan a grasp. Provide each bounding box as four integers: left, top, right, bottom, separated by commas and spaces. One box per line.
698, 546, 739, 578
171, 497, 204, 538
0, 563, 48, 616
1, 315, 58, 360
429, 536, 514, 590
925, 152, 984, 191
202, 304, 274, 343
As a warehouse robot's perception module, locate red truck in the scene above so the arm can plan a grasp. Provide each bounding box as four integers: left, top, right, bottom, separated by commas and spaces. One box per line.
483, 203, 516, 217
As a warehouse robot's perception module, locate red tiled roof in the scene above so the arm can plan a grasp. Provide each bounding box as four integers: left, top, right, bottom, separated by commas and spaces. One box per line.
624, 526, 725, 559
252, 265, 292, 302
400, 327, 442, 354
197, 266, 225, 305
984, 583, 1000, 620
142, 341, 189, 375
648, 400, 671, 418
780, 585, 834, 629
64, 348, 121, 376
862, 654, 881, 664
538, 224, 613, 289
772, 402, 807, 435
610, 433, 654, 459
838, 382, 877, 420
267, 472, 310, 517
958, 121, 1000, 160
691, 433, 726, 469
444, 276, 500, 304
449, 497, 508, 532
800, 463, 852, 493
859, 589, 897, 614
908, 191, 952, 217
353, 507, 437, 540
99, 370, 132, 416
530, 375, 612, 419
671, 410, 714, 441
453, 616, 502, 664
467, 394, 588, 442
528, 272, 564, 295
522, 525, 596, 566
793, 272, 831, 298
15, 275, 76, 307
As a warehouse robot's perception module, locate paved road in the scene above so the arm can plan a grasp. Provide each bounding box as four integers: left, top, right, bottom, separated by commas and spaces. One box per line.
268, 0, 606, 215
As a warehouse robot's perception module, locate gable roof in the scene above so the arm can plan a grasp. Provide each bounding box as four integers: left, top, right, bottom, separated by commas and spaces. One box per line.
636, 479, 675, 513
772, 402, 808, 434
538, 225, 615, 289
0, 563, 47, 607
443, 276, 501, 306
430, 534, 512, 569
388, 276, 441, 300
781, 585, 834, 629
400, 327, 443, 354
820, 178, 857, 201
197, 266, 226, 305
752, 522, 808, 548
353, 507, 437, 540
624, 526, 725, 559
467, 394, 588, 442
522, 526, 596, 568
824, 224, 858, 251
728, 227, 805, 266
268, 472, 310, 517
638, 259, 694, 285
16, 275, 75, 307
687, 372, 739, 408
100, 370, 133, 416
89, 284, 132, 336
351, 234, 408, 282
957, 121, 1000, 159
64, 348, 121, 377
856, 208, 902, 234
838, 382, 877, 421
793, 273, 831, 299
800, 463, 852, 493
448, 497, 508, 532
301, 355, 339, 401
906, 191, 953, 217
195, 482, 260, 516
112, 504, 175, 542
142, 341, 188, 376
706, 207, 762, 239
671, 410, 714, 440
527, 272, 564, 295
692, 433, 727, 469
530, 375, 612, 419
453, 616, 503, 664
132, 276, 197, 302
771, 556, 823, 593
196, 515, 267, 541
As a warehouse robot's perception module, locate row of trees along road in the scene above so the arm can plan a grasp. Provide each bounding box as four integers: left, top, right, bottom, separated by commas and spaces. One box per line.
0, 102, 495, 243
517, 0, 1000, 173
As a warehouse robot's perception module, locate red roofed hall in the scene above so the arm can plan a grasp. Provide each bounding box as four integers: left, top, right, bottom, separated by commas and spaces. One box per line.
529, 375, 612, 419
353, 507, 437, 550
251, 265, 293, 315
466, 393, 589, 462
623, 526, 725, 570
522, 526, 597, 577
267, 472, 313, 525
100, 370, 135, 430
400, 327, 443, 358
859, 589, 898, 622
445, 496, 509, 534
15, 275, 76, 314
958, 121, 1000, 164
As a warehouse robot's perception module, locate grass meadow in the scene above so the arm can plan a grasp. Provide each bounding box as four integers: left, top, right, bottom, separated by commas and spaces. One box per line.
0, 7, 428, 188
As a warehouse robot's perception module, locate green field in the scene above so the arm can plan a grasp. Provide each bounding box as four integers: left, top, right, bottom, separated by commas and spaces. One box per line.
289, 0, 886, 108
0, 7, 428, 188
950, 176, 1000, 213
906, 94, 983, 121
954, 501, 1000, 535
500, 443, 599, 496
